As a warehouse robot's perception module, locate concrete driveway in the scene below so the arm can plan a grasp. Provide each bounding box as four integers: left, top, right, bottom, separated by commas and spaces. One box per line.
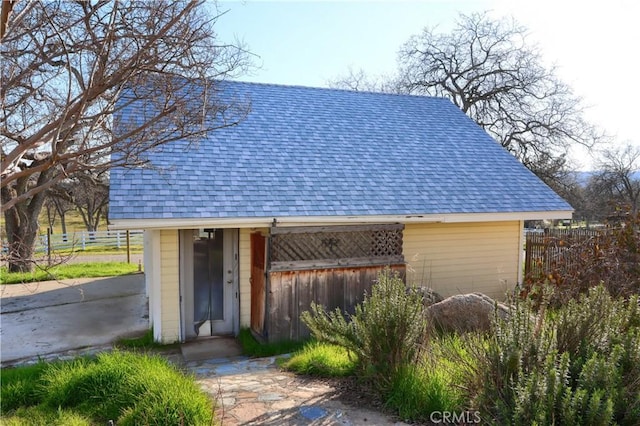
0, 274, 149, 365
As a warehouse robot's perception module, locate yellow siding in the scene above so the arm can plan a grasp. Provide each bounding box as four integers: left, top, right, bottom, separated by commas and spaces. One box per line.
238, 227, 269, 328
403, 221, 520, 299
159, 230, 180, 342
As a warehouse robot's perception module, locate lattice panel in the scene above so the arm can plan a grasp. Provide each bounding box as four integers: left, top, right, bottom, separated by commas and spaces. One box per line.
371, 230, 403, 257
271, 226, 404, 262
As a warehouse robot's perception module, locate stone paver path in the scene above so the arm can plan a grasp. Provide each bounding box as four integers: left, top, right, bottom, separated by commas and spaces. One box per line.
5, 346, 406, 425
186, 356, 407, 426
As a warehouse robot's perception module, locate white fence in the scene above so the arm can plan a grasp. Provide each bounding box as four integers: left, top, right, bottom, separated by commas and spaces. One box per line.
36, 230, 144, 254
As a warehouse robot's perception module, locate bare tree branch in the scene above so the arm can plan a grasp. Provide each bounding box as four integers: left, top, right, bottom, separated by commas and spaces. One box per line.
395, 12, 605, 185
1, 0, 252, 271
589, 143, 640, 217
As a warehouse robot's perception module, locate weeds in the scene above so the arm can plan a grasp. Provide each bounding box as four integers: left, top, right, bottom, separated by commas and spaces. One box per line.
523, 207, 640, 302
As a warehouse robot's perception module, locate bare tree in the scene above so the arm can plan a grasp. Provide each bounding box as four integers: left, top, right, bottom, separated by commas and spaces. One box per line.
580, 177, 612, 223
43, 193, 59, 235
68, 171, 110, 233
0, 0, 19, 41
396, 12, 602, 184
591, 144, 640, 217
328, 66, 401, 93
1, 0, 251, 272
45, 184, 75, 238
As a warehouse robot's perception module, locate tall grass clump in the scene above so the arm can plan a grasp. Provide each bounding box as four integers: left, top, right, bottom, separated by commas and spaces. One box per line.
282, 341, 358, 377
468, 285, 640, 425
385, 335, 472, 422
301, 268, 427, 390
1, 362, 49, 412
38, 351, 213, 425
1, 406, 91, 426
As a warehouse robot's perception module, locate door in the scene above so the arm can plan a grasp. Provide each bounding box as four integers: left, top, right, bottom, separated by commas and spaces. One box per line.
183, 229, 236, 338
250, 232, 266, 335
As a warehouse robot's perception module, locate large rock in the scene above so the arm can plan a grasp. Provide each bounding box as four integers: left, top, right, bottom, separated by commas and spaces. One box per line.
410, 286, 444, 306
426, 293, 510, 334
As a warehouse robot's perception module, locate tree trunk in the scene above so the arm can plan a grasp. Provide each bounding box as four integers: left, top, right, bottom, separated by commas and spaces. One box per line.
44, 201, 56, 234
53, 199, 69, 241
60, 213, 68, 241
2, 170, 54, 273
2, 196, 42, 273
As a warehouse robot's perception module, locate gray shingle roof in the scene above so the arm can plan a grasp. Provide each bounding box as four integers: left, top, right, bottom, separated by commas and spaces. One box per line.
109, 81, 572, 221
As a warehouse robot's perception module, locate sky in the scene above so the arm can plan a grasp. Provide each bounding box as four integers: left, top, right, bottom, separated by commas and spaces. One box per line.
214, 0, 640, 170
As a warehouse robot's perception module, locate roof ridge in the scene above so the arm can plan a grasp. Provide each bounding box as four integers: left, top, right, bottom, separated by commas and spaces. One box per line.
223, 79, 450, 102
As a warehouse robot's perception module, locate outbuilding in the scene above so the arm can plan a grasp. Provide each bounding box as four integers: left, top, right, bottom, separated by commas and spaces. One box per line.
109, 82, 572, 343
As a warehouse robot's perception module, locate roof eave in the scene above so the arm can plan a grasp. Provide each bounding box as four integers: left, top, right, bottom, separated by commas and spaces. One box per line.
108, 210, 574, 230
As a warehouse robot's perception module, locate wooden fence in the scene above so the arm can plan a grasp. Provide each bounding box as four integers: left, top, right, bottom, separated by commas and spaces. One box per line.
266, 264, 406, 342
524, 228, 604, 278
251, 224, 407, 342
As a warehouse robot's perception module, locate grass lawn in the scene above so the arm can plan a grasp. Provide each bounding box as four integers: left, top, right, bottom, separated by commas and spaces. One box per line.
237, 328, 307, 357
0, 351, 213, 425
1, 262, 140, 285
51, 245, 144, 255
0, 210, 107, 241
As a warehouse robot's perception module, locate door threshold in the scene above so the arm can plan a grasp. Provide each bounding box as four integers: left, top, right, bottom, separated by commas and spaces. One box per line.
180, 336, 242, 361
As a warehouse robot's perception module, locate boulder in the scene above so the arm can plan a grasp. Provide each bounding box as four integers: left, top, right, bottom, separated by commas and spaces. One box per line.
409, 286, 444, 307
426, 293, 510, 334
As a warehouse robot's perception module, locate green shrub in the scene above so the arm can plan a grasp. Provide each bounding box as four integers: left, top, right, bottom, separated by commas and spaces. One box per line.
301, 268, 427, 389
282, 341, 357, 377
469, 285, 640, 425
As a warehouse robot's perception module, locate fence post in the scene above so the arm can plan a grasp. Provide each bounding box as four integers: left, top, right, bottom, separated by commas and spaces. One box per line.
126, 230, 131, 264
47, 228, 52, 266
524, 232, 530, 276
81, 232, 86, 250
